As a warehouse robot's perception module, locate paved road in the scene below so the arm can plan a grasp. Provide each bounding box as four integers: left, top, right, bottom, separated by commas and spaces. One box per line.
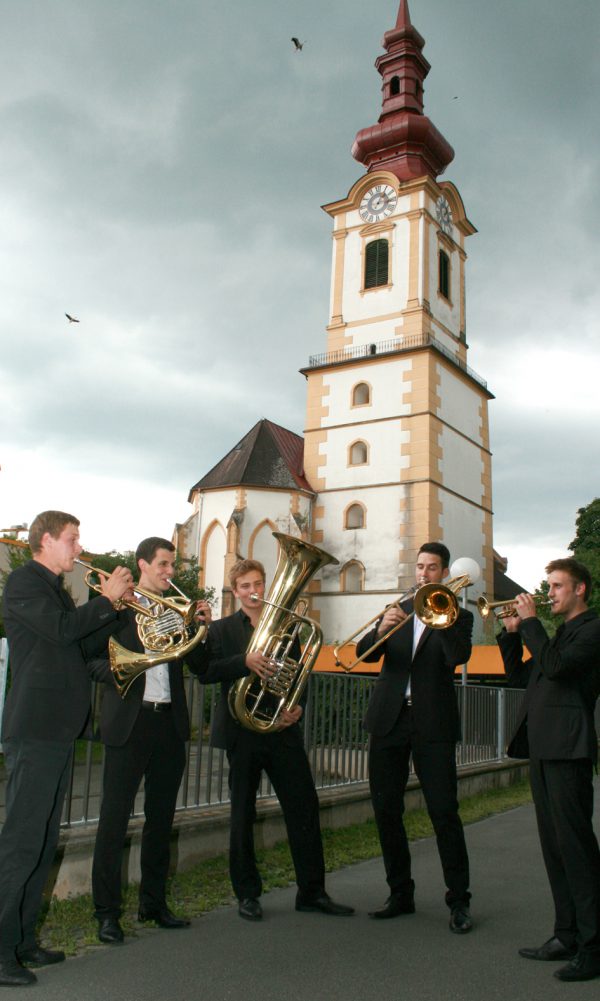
19, 787, 600, 1000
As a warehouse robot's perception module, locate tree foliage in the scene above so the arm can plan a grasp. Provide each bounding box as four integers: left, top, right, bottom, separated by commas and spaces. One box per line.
0, 543, 32, 638
89, 551, 215, 605
532, 497, 600, 628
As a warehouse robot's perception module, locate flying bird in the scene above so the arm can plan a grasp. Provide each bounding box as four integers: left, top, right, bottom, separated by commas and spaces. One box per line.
65, 313, 80, 324
291, 37, 304, 51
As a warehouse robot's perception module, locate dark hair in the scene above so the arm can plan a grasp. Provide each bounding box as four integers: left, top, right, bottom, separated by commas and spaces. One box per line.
545, 557, 591, 602
229, 558, 265, 590
29, 510, 79, 554
135, 537, 175, 569
417, 541, 450, 569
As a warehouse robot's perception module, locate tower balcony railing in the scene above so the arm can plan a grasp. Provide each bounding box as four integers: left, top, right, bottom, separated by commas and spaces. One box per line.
306, 332, 487, 390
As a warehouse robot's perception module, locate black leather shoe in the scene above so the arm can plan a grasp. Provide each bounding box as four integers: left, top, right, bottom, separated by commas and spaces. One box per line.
17, 945, 66, 967
554, 952, 600, 982
238, 898, 263, 921
449, 905, 472, 934
369, 895, 415, 919
138, 907, 190, 929
97, 917, 124, 944
519, 936, 576, 961
295, 891, 354, 916
0, 959, 37, 986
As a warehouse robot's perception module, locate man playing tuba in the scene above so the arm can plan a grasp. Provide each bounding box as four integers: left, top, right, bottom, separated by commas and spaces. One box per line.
201, 557, 354, 922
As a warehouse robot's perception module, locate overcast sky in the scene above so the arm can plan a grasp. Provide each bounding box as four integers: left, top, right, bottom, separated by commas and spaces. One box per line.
1, 0, 599, 590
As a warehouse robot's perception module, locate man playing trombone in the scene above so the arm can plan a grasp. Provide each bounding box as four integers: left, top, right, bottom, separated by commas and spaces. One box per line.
498, 558, 600, 983
356, 542, 474, 933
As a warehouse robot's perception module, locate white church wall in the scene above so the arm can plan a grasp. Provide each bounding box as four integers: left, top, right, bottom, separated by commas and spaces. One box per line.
321, 358, 412, 427
318, 420, 410, 488
313, 592, 392, 646
203, 521, 227, 618
437, 366, 484, 442
439, 426, 484, 506
319, 484, 406, 591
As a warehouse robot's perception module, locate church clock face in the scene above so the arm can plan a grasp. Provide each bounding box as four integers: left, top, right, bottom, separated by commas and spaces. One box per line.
359, 184, 397, 223
436, 195, 453, 235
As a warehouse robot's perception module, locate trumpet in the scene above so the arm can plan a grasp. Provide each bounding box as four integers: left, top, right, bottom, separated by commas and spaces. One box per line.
74, 559, 193, 623
334, 570, 476, 672
477, 594, 553, 620
74, 559, 206, 697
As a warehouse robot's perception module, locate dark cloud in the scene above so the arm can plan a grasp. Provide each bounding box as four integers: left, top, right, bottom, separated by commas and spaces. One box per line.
1, 0, 598, 568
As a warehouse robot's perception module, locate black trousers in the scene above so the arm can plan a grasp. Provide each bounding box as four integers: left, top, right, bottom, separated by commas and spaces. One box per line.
92, 706, 186, 918
0, 738, 72, 960
227, 730, 325, 901
368, 706, 470, 907
529, 757, 600, 954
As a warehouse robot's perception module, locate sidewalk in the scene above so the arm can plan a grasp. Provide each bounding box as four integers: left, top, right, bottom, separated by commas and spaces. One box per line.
18, 785, 600, 1000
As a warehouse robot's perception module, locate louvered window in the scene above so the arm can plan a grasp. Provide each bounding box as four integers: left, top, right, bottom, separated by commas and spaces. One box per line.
365, 239, 389, 289
439, 250, 450, 299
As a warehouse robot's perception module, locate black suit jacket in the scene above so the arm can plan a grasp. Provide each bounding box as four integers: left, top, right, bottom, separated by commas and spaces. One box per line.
498, 610, 600, 762
2, 559, 120, 742
357, 603, 473, 742
203, 610, 304, 751
92, 609, 210, 747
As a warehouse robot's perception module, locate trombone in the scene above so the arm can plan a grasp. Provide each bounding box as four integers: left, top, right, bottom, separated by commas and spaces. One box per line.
334, 572, 475, 673
477, 594, 552, 620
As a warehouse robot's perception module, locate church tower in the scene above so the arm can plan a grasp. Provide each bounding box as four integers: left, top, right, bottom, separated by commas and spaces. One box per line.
302, 0, 493, 640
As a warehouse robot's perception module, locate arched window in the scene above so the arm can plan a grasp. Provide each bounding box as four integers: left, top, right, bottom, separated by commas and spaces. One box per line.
341, 560, 365, 592
439, 250, 450, 299
365, 239, 389, 289
390, 76, 400, 96
349, 440, 368, 466
351, 382, 370, 406
345, 503, 365, 530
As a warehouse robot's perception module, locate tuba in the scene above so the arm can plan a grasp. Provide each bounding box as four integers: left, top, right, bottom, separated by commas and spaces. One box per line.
228, 532, 338, 733
75, 560, 207, 698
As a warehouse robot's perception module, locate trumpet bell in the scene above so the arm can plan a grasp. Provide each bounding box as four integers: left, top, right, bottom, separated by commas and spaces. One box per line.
413, 582, 459, 629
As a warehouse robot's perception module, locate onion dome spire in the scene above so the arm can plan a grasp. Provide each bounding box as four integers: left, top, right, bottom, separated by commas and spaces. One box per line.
352, 0, 454, 181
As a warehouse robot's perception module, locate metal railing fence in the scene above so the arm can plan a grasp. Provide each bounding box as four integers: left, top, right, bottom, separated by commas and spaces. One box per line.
0, 675, 528, 829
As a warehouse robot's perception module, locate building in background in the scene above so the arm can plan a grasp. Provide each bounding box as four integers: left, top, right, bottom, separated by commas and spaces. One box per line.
176, 1, 494, 642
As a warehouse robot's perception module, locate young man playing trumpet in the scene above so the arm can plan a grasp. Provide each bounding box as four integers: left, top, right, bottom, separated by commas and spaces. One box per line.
91, 537, 212, 944
202, 558, 354, 921
498, 558, 600, 983
0, 511, 132, 987
357, 542, 474, 933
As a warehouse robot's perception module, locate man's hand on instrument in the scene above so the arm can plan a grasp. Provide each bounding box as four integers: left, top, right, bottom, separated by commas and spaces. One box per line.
376, 605, 408, 638
194, 600, 212, 625
514, 592, 536, 621
100, 566, 134, 606
503, 609, 521, 632
277, 705, 303, 729
246, 651, 274, 680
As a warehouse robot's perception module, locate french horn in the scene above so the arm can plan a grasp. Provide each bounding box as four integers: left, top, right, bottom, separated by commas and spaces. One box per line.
75, 559, 206, 698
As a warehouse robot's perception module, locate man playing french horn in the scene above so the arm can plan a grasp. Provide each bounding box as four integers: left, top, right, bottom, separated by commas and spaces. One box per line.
91, 537, 212, 944
357, 542, 474, 934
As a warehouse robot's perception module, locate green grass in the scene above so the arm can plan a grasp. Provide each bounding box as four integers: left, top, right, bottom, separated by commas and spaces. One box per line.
40, 779, 532, 956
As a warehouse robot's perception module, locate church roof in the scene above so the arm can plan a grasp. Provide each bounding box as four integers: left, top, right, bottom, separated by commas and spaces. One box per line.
188, 419, 314, 499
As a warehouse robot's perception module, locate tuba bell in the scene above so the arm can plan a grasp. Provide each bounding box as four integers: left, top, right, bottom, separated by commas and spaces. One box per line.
228, 532, 339, 733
